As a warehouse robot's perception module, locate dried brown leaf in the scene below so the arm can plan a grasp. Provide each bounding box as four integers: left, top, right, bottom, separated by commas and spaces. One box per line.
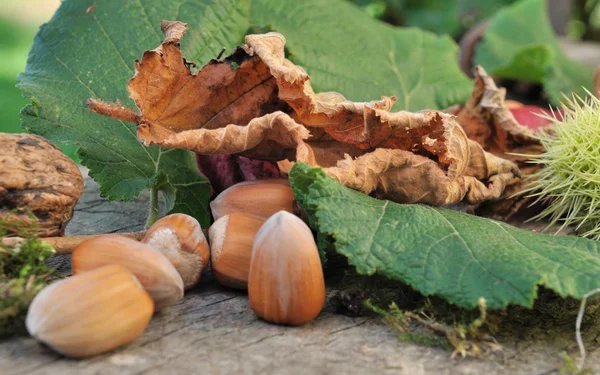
457, 66, 538, 152
455, 66, 545, 219
88, 22, 522, 207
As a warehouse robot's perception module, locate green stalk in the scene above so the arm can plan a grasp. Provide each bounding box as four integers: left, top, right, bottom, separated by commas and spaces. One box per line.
146, 186, 160, 228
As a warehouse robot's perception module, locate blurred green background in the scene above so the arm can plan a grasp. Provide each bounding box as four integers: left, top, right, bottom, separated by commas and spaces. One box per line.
0, 18, 35, 135
0, 0, 77, 158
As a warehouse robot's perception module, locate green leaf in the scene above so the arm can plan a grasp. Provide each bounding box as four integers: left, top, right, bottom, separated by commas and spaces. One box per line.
250, 0, 472, 111
157, 149, 211, 221
475, 0, 594, 104
17, 0, 251, 227
290, 163, 600, 309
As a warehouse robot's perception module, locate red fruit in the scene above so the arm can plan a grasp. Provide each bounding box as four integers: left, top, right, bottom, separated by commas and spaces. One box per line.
509, 105, 562, 131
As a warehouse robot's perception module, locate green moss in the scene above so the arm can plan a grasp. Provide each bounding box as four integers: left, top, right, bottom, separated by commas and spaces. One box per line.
332, 266, 600, 359
0, 214, 59, 338
559, 352, 593, 375
397, 332, 452, 351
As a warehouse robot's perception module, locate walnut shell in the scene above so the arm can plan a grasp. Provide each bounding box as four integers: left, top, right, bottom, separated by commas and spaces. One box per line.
0, 133, 84, 237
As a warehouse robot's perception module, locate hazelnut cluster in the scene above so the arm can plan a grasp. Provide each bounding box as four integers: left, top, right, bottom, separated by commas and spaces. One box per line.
26, 179, 325, 357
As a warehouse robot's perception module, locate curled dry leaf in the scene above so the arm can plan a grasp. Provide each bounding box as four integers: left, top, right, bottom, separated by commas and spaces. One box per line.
88, 21, 521, 207
454, 66, 547, 219
456, 66, 539, 151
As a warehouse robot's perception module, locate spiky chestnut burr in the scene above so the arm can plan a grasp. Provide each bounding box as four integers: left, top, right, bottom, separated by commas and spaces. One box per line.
523, 93, 600, 239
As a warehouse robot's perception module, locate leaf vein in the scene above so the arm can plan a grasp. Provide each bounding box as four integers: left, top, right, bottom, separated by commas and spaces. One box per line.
426, 206, 530, 302
92, 15, 134, 75
491, 221, 600, 281
137, 0, 163, 41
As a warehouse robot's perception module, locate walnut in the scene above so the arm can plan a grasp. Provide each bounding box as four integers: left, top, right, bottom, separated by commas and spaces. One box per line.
0, 133, 84, 237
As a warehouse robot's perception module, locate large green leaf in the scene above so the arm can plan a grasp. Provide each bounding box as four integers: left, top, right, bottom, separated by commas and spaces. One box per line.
18, 0, 472, 226
250, 0, 472, 111
475, 0, 593, 104
17, 0, 252, 226
290, 163, 600, 309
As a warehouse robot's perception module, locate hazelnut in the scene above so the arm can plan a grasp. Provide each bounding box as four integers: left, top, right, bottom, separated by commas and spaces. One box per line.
143, 214, 209, 290
210, 179, 294, 221
209, 212, 265, 289
248, 211, 325, 325
26, 265, 153, 358
72, 234, 184, 310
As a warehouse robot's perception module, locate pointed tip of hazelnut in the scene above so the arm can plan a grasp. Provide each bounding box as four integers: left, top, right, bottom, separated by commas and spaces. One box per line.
255, 211, 312, 246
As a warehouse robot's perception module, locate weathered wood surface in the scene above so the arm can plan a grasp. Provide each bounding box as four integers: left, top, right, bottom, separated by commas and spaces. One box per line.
1, 175, 599, 375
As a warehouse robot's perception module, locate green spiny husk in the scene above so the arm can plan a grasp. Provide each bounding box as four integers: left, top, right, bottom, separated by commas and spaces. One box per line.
523, 92, 600, 239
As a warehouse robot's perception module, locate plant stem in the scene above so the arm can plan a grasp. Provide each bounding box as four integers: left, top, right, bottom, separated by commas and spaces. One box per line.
1, 227, 209, 256
146, 186, 160, 228
1, 232, 146, 255
576, 287, 600, 372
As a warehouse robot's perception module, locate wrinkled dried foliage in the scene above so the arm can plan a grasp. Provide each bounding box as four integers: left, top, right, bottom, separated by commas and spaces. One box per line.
0, 134, 84, 237
88, 21, 522, 207
454, 67, 546, 219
